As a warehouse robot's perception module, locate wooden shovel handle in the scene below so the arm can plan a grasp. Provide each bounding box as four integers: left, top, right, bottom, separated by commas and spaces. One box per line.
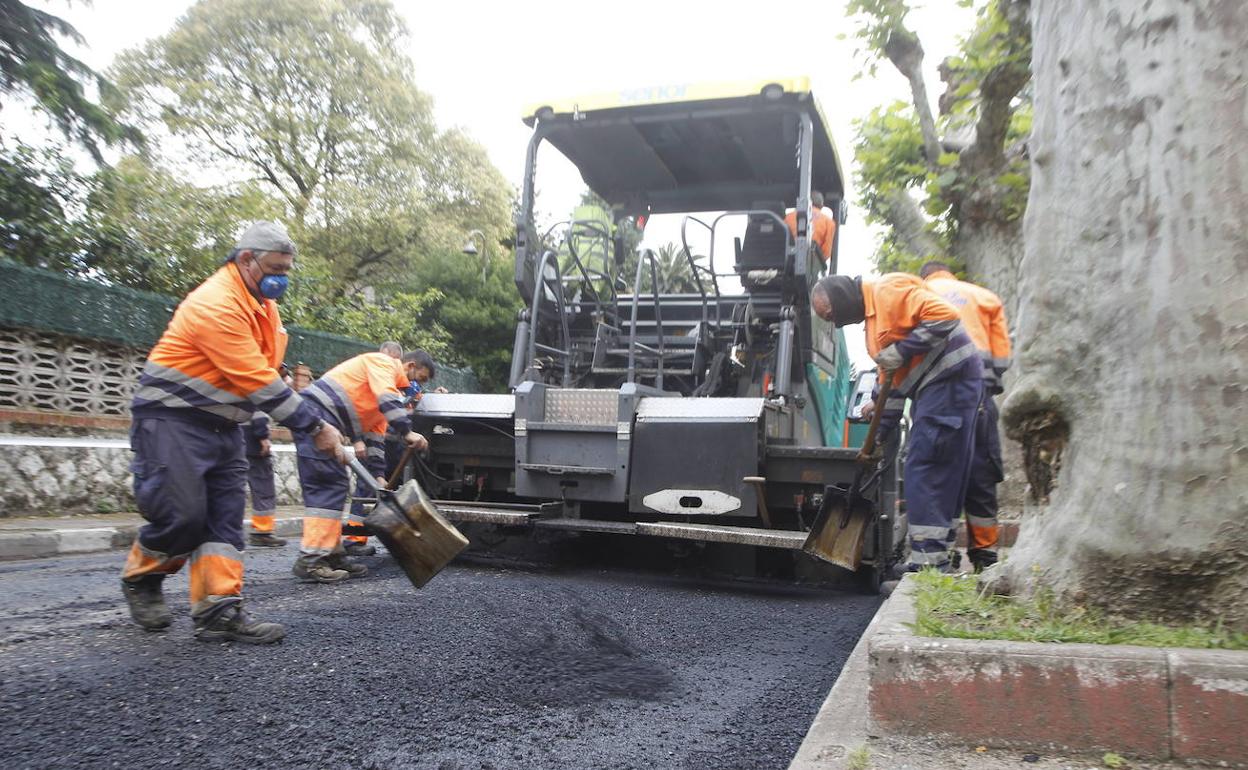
858, 370, 895, 463
385, 445, 417, 490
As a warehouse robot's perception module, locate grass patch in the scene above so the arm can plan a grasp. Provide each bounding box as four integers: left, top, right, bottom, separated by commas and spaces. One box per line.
911, 570, 1248, 650
846, 745, 871, 770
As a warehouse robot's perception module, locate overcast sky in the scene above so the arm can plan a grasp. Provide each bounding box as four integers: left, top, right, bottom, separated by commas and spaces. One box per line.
12, 0, 979, 364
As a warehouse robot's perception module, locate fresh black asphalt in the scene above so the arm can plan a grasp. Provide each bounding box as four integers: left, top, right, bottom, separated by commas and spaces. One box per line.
0, 544, 878, 769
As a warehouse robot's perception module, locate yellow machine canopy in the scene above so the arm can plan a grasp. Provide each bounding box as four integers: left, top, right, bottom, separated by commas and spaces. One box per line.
522, 77, 846, 215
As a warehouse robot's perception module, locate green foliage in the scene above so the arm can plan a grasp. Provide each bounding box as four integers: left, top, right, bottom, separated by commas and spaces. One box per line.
0, 139, 91, 271
849, 1, 1033, 271
0, 0, 141, 160
911, 570, 1248, 650
109, 0, 512, 289
409, 249, 522, 394
1102, 752, 1128, 769
83, 155, 283, 296
324, 287, 450, 362
842, 0, 913, 75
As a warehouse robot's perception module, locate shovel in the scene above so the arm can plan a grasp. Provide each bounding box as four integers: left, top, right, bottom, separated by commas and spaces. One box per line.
344, 454, 469, 589
802, 371, 894, 570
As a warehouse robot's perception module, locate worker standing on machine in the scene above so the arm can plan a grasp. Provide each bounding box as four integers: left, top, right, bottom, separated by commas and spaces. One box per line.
920, 261, 1011, 572
293, 350, 429, 583
810, 273, 983, 581
784, 190, 837, 263
120, 221, 344, 643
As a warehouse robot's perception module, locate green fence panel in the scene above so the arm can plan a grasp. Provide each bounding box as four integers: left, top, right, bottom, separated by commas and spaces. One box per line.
0, 260, 480, 392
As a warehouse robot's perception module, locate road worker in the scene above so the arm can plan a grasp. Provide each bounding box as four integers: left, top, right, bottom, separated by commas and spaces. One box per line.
920, 261, 1011, 571
293, 350, 428, 583
242, 411, 286, 547
784, 190, 837, 264
120, 221, 344, 644
811, 273, 983, 581
341, 340, 406, 557
383, 348, 445, 483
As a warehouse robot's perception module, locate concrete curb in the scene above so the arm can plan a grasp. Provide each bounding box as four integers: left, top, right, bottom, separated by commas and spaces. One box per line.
867, 576, 1248, 766
0, 515, 304, 560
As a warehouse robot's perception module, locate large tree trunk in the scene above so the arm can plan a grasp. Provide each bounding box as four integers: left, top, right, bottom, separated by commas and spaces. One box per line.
994, 0, 1248, 628
954, 218, 1023, 321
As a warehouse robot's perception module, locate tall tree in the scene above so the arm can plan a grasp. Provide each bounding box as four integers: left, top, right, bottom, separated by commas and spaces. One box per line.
989, 0, 1248, 628
0, 0, 140, 159
110, 0, 512, 290
849, 0, 1031, 311
83, 155, 282, 295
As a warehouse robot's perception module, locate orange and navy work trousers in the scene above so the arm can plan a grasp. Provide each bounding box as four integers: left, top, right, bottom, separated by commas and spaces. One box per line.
293, 407, 350, 564
964, 394, 1004, 566
121, 413, 248, 618
245, 453, 277, 534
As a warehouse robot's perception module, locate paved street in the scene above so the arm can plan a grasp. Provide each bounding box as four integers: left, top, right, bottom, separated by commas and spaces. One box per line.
0, 545, 878, 769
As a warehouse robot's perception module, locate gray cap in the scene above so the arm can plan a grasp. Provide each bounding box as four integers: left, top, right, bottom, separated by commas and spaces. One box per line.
235, 221, 296, 255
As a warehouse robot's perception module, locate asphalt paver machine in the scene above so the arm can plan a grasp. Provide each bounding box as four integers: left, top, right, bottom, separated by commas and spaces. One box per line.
409, 78, 907, 588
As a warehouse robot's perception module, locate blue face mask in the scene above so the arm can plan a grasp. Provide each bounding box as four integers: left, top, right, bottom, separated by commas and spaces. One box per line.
258, 273, 289, 300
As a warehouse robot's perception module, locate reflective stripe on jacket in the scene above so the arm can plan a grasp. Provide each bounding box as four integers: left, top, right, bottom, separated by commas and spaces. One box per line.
131, 263, 319, 432
303, 352, 412, 441
863, 273, 982, 430
924, 269, 1012, 393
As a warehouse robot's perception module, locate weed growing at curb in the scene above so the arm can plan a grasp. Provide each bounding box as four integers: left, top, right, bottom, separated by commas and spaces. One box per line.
846, 745, 871, 770
911, 570, 1248, 650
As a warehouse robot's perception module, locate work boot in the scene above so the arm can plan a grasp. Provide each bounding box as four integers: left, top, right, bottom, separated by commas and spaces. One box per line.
342, 540, 376, 557
968, 548, 999, 574
194, 600, 285, 645
292, 557, 350, 584
121, 575, 172, 631
327, 551, 369, 579
248, 532, 288, 548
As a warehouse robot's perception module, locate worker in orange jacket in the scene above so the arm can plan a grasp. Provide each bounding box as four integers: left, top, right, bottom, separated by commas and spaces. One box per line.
812, 273, 983, 579
293, 350, 428, 583
784, 190, 837, 264
921, 261, 1011, 571
121, 221, 344, 643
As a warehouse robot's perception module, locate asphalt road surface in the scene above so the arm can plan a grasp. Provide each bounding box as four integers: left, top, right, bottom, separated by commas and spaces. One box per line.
0, 543, 878, 770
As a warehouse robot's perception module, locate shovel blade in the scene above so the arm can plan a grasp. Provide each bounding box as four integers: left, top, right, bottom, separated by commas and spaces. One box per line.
365, 480, 469, 589
802, 495, 870, 571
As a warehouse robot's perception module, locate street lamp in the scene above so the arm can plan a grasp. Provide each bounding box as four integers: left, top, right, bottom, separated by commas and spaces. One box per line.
462, 229, 487, 283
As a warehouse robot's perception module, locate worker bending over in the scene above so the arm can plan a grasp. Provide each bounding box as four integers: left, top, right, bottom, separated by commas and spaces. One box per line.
121, 221, 344, 644
811, 273, 983, 580
294, 350, 428, 583
921, 261, 1011, 571
342, 340, 405, 557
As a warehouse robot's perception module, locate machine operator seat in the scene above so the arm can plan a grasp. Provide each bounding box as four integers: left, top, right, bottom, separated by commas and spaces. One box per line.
735, 200, 788, 290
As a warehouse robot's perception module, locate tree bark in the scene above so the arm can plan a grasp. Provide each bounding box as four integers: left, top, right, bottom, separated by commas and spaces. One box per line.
992, 0, 1248, 628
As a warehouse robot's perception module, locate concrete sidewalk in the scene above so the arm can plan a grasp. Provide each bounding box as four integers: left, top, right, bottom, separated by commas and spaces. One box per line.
0, 507, 306, 560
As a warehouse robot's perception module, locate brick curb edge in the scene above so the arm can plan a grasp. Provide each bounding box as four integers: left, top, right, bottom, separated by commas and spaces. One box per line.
868, 575, 1248, 766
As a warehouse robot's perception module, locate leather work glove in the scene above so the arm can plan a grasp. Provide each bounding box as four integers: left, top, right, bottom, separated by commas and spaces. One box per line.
856, 444, 884, 466
873, 344, 904, 371
404, 431, 429, 451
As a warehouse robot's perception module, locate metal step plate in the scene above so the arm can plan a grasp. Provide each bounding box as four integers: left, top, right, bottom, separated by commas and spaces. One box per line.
635, 522, 806, 549
434, 501, 557, 526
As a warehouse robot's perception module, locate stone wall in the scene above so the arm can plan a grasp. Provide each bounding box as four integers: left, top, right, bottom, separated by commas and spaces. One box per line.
0, 438, 304, 517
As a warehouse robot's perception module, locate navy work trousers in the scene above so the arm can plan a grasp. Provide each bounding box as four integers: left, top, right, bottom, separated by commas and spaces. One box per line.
294, 404, 351, 559
121, 414, 247, 612
963, 395, 1004, 561
904, 373, 983, 570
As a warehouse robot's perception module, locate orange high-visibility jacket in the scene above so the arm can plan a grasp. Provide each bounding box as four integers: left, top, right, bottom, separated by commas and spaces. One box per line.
863, 273, 981, 428
784, 209, 837, 262
131, 263, 319, 431
303, 352, 412, 451
924, 269, 1012, 393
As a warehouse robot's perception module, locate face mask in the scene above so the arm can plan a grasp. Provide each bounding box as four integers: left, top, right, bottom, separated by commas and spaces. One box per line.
249, 257, 289, 300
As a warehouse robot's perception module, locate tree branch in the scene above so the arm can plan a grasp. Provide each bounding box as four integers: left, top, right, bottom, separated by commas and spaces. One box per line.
878, 187, 944, 260
964, 0, 1032, 171
884, 28, 943, 168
